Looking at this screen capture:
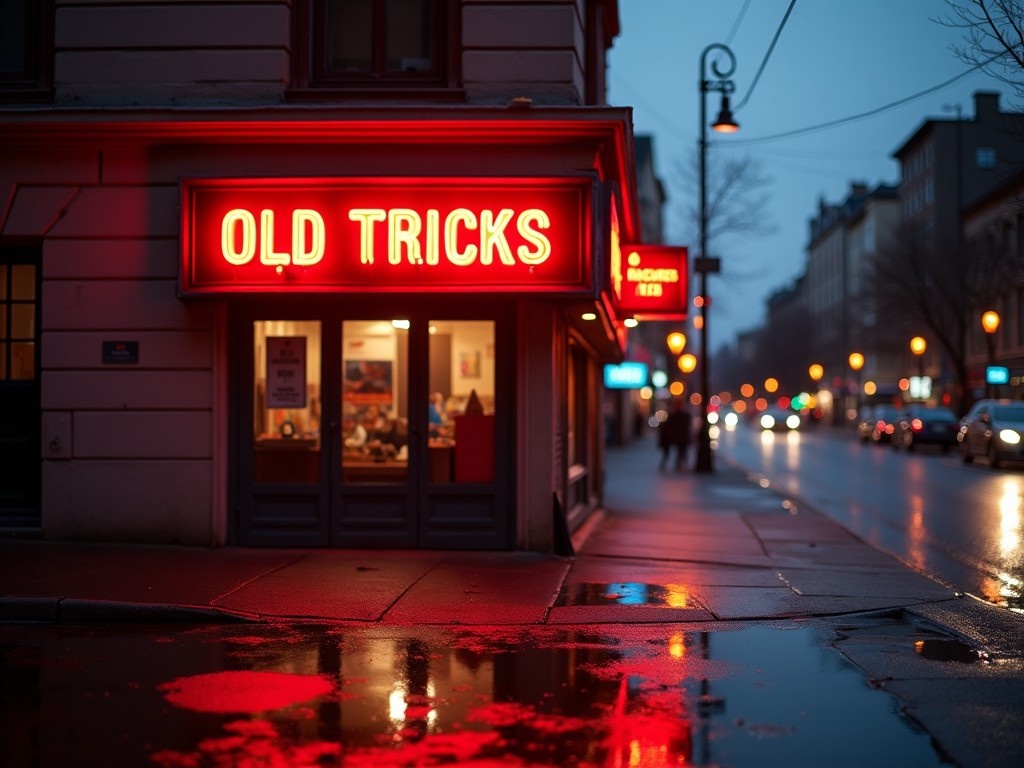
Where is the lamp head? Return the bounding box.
[712,94,740,133]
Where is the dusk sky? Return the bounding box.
[608,0,1009,349]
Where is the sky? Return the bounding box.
[607,0,1009,349]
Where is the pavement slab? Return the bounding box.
[778,567,956,600]
[0,540,300,606]
[215,550,449,622]
[381,552,570,625]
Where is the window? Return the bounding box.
[977,147,997,169]
[0,262,37,381]
[0,0,53,98]
[292,0,458,94]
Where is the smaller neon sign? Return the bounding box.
[986,366,1010,385]
[612,244,688,320]
[604,362,649,389]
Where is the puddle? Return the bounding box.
[556,581,688,607]
[0,622,950,767]
[914,638,988,664]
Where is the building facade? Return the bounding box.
[0,1,646,551]
[804,182,898,421]
[893,91,1024,406]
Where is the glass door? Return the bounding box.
[238,319,328,546]
[333,318,416,546]
[420,318,510,549]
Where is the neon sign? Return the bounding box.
[612,244,689,320]
[180,178,592,294]
[603,362,649,389]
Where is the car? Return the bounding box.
[958,399,1024,468]
[759,406,800,432]
[856,404,900,443]
[891,404,959,451]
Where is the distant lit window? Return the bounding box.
[0,0,52,97]
[977,146,997,169]
[293,0,455,92]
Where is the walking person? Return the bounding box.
[659,399,692,471]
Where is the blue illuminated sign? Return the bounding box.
[603,362,649,389]
[986,366,1010,385]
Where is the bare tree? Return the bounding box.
[671,149,776,347]
[868,216,1019,412]
[940,0,1024,101]
[672,149,775,255]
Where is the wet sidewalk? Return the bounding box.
[0,438,958,626]
[3,436,1024,767]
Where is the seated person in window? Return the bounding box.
[428,392,451,438]
[343,416,368,449]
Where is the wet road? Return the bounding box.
[0,621,948,767]
[716,421,1024,611]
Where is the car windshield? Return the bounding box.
[994,405,1024,421]
[921,408,956,422]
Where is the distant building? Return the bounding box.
[804,182,898,421]
[961,167,1024,397]
[892,90,1024,406]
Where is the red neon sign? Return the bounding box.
[180,178,592,294]
[613,244,689,319]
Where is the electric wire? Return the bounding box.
[733,0,798,112]
[725,56,998,145]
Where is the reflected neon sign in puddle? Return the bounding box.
[1,623,948,767]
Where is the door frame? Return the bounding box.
[229,298,514,548]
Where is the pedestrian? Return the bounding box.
[659,399,692,471]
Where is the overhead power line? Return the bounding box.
[733,0,797,112]
[725,58,995,146]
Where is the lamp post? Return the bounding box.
[982,311,1000,398]
[695,43,739,473]
[910,336,926,377]
[848,352,864,422]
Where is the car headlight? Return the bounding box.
[760,414,776,430]
[786,414,801,430]
[998,429,1021,445]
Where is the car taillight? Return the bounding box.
[911,418,923,432]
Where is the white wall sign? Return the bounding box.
[266,337,307,408]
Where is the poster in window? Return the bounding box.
[344,360,393,406]
[266,337,307,408]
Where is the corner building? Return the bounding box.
[0,1,642,550]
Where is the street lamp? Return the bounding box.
[695,42,740,473]
[910,336,926,375]
[982,311,1000,397]
[909,336,927,401]
[808,363,824,384]
[848,352,864,421]
[666,332,687,356]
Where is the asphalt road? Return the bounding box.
[716,419,1024,612]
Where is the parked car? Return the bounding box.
[760,406,800,431]
[958,399,1024,468]
[856,404,900,443]
[892,404,959,451]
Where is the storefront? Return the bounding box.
[1,108,641,551]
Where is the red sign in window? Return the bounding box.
[180,178,592,295]
[612,244,689,320]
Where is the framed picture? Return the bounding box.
[459,350,481,378]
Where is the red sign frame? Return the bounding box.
[179,177,593,295]
[612,244,689,320]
